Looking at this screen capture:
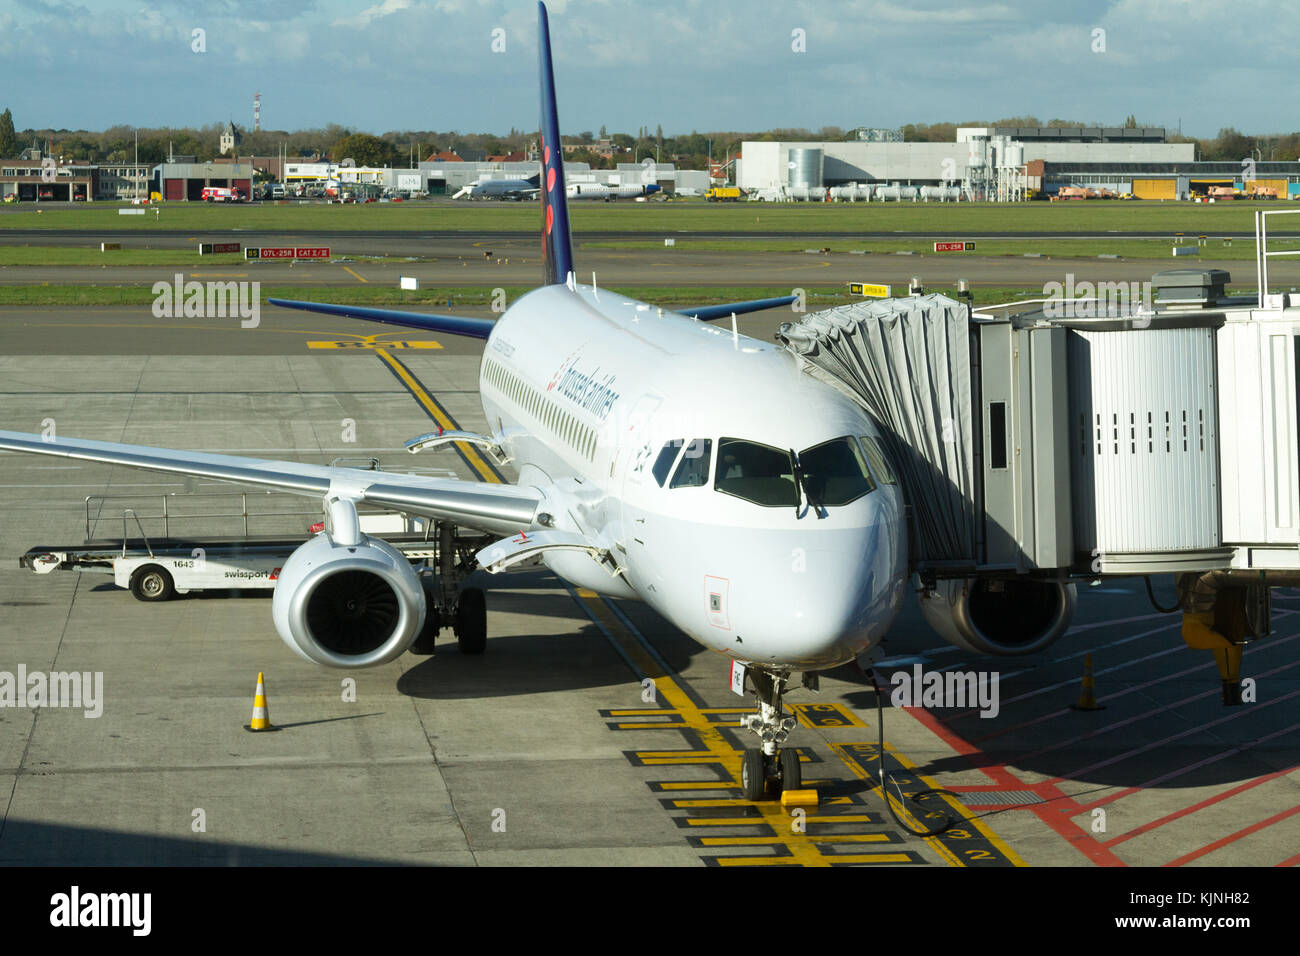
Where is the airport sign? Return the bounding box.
[934,241,976,252]
[200,242,241,255]
[850,282,892,297]
[245,246,331,260]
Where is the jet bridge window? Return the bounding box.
[799,436,875,506]
[651,439,685,486]
[669,439,713,488]
[715,438,798,507]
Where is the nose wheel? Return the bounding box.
[737,668,800,800]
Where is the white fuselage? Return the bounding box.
[476,283,907,671]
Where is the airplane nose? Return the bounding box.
[718,504,904,668]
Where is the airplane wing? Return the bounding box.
[0,430,540,536]
[678,295,798,322]
[267,299,496,339]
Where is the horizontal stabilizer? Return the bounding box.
[268,298,496,339]
[678,295,798,323]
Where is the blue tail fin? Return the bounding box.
[538,1,575,286]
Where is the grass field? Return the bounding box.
[4,199,1300,234]
[584,236,1285,260]
[0,282,1256,311]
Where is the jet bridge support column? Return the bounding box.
[1177,571,1272,705]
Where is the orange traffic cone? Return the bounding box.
[1071,654,1105,711]
[247,672,272,731]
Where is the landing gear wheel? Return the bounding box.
[741,748,767,801]
[410,613,439,655]
[129,565,174,602]
[780,747,801,792]
[454,587,487,655]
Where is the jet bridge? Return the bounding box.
[776,211,1300,699]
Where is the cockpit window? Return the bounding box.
[669,438,712,488]
[798,437,875,506]
[858,435,897,485]
[715,438,798,507]
[651,439,684,487]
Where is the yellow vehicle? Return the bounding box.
[705,186,742,202]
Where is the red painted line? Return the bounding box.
[1164,803,1300,867]
[1049,684,1300,783]
[969,658,1212,744]
[907,705,1128,866]
[1277,851,1300,867]
[1101,760,1300,847]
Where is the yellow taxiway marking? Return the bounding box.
[831,741,1028,867]
[341,265,368,283]
[188,273,248,278]
[307,340,443,350]
[376,348,501,484]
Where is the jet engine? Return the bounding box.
[917,577,1077,656]
[271,531,426,668]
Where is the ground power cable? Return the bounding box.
[863,666,958,837]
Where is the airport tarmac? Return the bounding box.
[0,320,1296,866]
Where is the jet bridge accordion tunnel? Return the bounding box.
[776,270,1296,701]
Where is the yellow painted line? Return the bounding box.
[342,265,368,283]
[831,742,1028,867]
[376,350,500,484]
[307,341,443,350]
[715,853,914,867]
[696,834,895,846]
[188,272,248,278]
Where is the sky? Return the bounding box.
[1,0,1297,139]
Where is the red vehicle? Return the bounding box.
[201,186,244,203]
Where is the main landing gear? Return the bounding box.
[411,521,489,655]
[738,668,802,801]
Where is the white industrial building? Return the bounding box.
[737,128,1196,201]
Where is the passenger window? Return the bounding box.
[858,435,897,484]
[669,439,713,488]
[651,439,684,486]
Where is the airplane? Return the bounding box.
[567,182,661,201]
[458,175,541,201]
[1,1,977,802]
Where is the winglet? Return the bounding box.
[538,1,575,286]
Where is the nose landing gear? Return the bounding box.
[738,668,801,800]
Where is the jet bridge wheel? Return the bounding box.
[130,564,175,602]
[454,588,487,655]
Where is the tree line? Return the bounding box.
[1,107,1295,170]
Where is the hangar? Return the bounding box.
[150,161,253,201]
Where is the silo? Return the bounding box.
[787,148,824,189]
[1004,142,1025,168]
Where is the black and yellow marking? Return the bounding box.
[309,340,443,350]
[793,701,868,728]
[832,740,1026,867]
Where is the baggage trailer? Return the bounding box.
[19,488,440,602]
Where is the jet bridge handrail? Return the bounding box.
[1254,208,1300,308]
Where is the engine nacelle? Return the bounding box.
[918,577,1077,656]
[271,532,425,668]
